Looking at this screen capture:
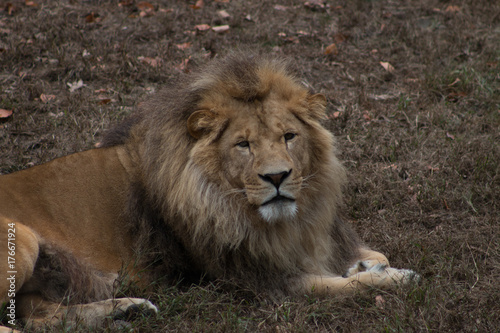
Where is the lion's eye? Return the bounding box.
[284,133,296,141]
[236,141,250,148]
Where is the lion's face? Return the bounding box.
[187,88,327,223]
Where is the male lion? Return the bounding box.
[0,55,417,330]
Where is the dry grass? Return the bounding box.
[1,0,498,332]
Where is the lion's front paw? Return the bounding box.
[111,298,158,321]
[343,260,387,278]
[381,267,420,285]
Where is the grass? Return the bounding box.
[1,0,499,331]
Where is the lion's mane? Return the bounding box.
[102,55,360,294]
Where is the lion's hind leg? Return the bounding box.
[1,219,39,303]
[18,296,157,330]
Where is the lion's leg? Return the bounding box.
[17,294,157,330]
[303,266,417,295]
[343,247,391,277]
[0,220,39,303]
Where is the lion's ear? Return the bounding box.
[307,93,327,120]
[187,110,227,139]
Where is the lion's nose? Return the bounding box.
[259,170,291,189]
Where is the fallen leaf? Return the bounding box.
[363,112,371,121]
[195,24,211,31]
[137,1,155,12]
[427,165,440,173]
[0,109,13,118]
[158,8,173,13]
[118,0,134,7]
[189,0,204,9]
[24,0,38,7]
[380,61,395,73]
[333,32,347,44]
[85,12,101,23]
[304,0,329,11]
[5,3,15,16]
[244,14,252,21]
[176,42,192,50]
[48,112,64,118]
[212,25,230,33]
[448,78,461,87]
[217,10,230,19]
[138,56,161,67]
[367,93,397,101]
[40,93,56,103]
[445,5,460,13]
[174,57,191,72]
[446,132,455,140]
[446,91,467,101]
[214,0,229,2]
[98,98,114,105]
[324,43,338,55]
[375,295,385,309]
[274,5,288,11]
[67,80,85,92]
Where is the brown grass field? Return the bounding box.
[1,0,498,332]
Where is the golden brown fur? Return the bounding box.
[0,54,417,330]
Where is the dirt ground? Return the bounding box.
[1,0,499,332]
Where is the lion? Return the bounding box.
[0,54,417,330]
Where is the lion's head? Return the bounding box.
[110,55,358,286]
[186,76,330,223]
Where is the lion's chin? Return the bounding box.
[258,200,298,223]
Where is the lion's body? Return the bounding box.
[0,55,416,330]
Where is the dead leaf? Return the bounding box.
[118,0,134,7]
[446,132,455,140]
[446,91,467,102]
[214,0,229,2]
[98,98,114,105]
[5,3,15,15]
[0,109,13,118]
[363,112,371,121]
[174,57,191,72]
[217,10,230,19]
[138,56,161,67]
[67,80,85,92]
[40,94,56,103]
[244,14,252,21]
[85,12,101,23]
[304,0,329,11]
[448,78,461,87]
[48,112,64,118]
[24,0,38,7]
[324,43,338,55]
[195,24,211,31]
[274,5,288,11]
[189,0,204,9]
[159,8,173,13]
[176,42,192,50]
[375,295,385,309]
[333,33,347,44]
[427,165,440,173]
[137,1,155,12]
[445,5,460,13]
[212,25,230,33]
[380,61,395,73]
